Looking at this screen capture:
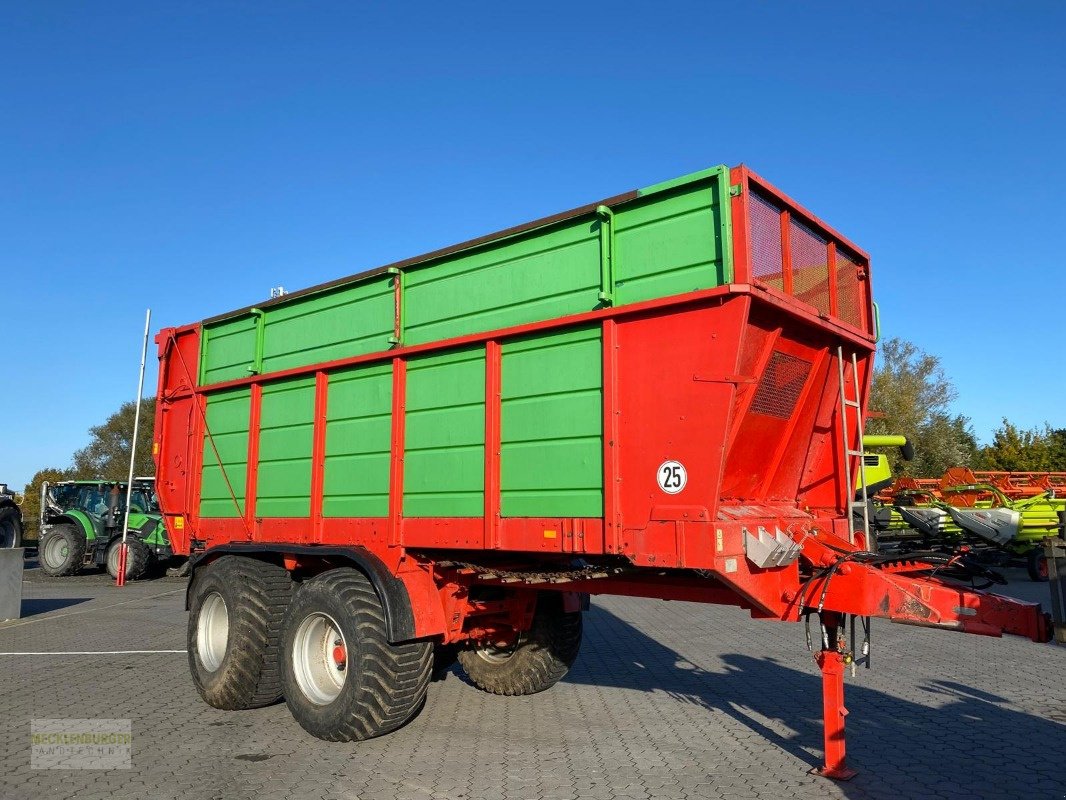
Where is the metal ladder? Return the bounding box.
[837,347,871,548]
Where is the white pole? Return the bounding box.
[117,308,152,586]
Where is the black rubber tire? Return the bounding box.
[38,524,86,577]
[0,505,22,549]
[281,568,432,741]
[188,555,293,710]
[458,596,582,696]
[105,538,151,581]
[1027,546,1050,583]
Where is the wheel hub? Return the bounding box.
[197,592,229,672]
[292,612,348,705]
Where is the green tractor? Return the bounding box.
[37,478,171,580]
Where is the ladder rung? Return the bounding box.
[843,399,861,409]
[846,449,864,457]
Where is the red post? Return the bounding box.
[115,542,128,586]
[388,357,406,547]
[812,648,857,780]
[244,382,263,538]
[310,371,329,543]
[484,341,502,549]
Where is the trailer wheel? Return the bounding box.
[38,524,86,577]
[1027,546,1049,583]
[458,596,582,696]
[280,568,432,741]
[105,538,151,581]
[188,556,293,710]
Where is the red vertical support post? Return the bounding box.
[602,319,620,554]
[812,614,857,781]
[779,209,794,296]
[310,371,329,543]
[729,166,751,284]
[189,392,207,533]
[388,358,406,548]
[244,382,262,540]
[826,241,839,318]
[484,341,502,549]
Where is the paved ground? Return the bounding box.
[1,560,1064,800]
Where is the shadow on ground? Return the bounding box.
[18,597,92,618]
[553,605,1065,797]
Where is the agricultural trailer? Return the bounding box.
[37,478,172,579]
[0,484,22,549]
[153,164,1051,780]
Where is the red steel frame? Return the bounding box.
[153,166,1048,780]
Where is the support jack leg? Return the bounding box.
[811,648,857,781]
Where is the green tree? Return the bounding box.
[20,467,72,541]
[976,421,1066,471]
[70,398,157,480]
[865,337,976,477]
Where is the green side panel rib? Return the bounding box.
[404,347,485,517]
[324,362,393,518]
[403,223,601,346]
[260,276,393,373]
[256,376,316,518]
[199,387,250,518]
[200,317,257,385]
[501,327,603,517]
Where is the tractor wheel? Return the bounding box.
[0,506,22,548]
[38,524,86,577]
[458,595,582,696]
[1027,546,1049,583]
[281,568,432,741]
[105,538,151,581]
[188,556,293,710]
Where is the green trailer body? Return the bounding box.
[194,166,739,522]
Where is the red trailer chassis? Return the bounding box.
[154,167,1050,779]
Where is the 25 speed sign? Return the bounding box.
[656,460,687,494]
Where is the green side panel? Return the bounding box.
[200,316,257,385]
[196,167,731,382]
[615,167,731,305]
[260,276,394,374]
[403,223,601,346]
[404,347,485,517]
[199,387,251,518]
[256,376,316,518]
[323,362,393,518]
[501,327,602,517]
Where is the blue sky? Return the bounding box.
[2,2,1064,489]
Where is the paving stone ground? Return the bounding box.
[1,560,1064,800]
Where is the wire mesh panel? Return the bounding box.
[751,351,812,420]
[748,191,784,290]
[788,217,831,316]
[835,248,865,330]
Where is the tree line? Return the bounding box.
[866,338,1066,477]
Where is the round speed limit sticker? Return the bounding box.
[657,460,687,494]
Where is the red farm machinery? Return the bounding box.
[152,164,1052,779]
